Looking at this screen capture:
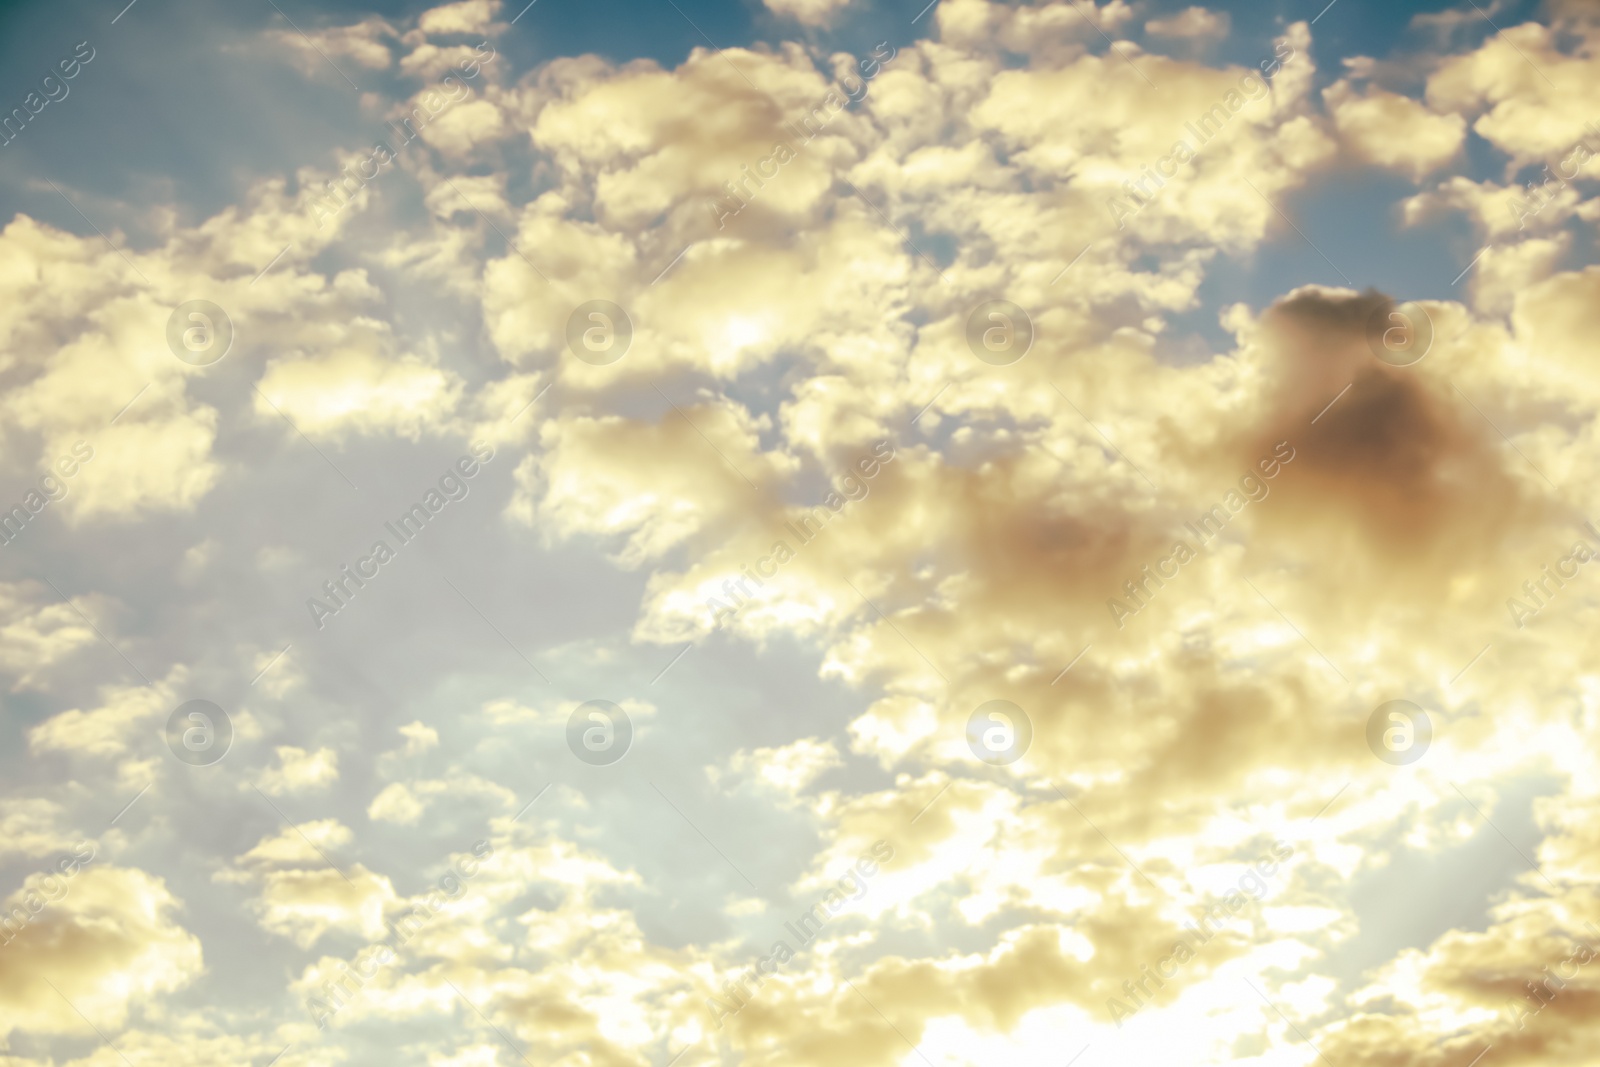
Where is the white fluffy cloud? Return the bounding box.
[0,867,204,1042]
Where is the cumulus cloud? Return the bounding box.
[0,799,72,858]
[761,0,857,28]
[720,737,842,795]
[219,821,399,948]
[264,16,398,76]
[7,2,1600,1065]
[0,867,203,1042]
[0,581,102,690]
[1146,6,1231,40]
[255,746,341,795]
[28,674,182,766]
[255,344,464,441]
[1326,80,1467,180]
[418,0,502,36]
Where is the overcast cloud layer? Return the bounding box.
[2,0,1600,1065]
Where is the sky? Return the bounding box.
[1,0,1598,1065]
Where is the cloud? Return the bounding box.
[255,746,341,796]
[1145,6,1231,40]
[721,737,842,795]
[255,344,464,441]
[418,0,502,36]
[0,581,102,690]
[0,799,71,859]
[398,720,441,756]
[1403,174,1580,240]
[0,867,203,1041]
[369,775,515,825]
[28,674,181,766]
[510,405,795,567]
[761,0,856,28]
[263,16,399,76]
[1426,18,1600,169]
[1326,81,1467,180]
[219,821,399,949]
[7,3,1600,1065]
